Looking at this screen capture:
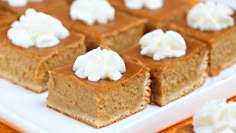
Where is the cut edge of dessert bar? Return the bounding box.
[154,57,208,106]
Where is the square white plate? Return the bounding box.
[0,64,236,133]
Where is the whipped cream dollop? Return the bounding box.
[3,0,42,7]
[70,0,115,25]
[139,29,186,61]
[8,9,70,48]
[193,100,236,133]
[124,0,163,10]
[187,2,234,31]
[205,0,236,10]
[73,47,126,82]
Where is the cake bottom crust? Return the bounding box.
[0,71,47,93]
[47,101,145,128]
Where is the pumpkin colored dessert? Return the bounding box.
[108,0,192,32]
[0,0,67,16]
[50,6,146,51]
[171,2,236,76]
[0,9,17,27]
[0,26,86,93]
[121,34,208,106]
[47,51,151,128]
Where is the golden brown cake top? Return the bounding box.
[0,0,67,16]
[120,36,207,71]
[108,0,191,22]
[0,9,17,26]
[50,6,146,39]
[49,60,149,92]
[0,26,84,58]
[171,17,236,44]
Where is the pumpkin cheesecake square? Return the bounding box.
[47,58,151,128]
[108,0,193,32]
[0,0,67,16]
[0,26,86,93]
[50,6,146,51]
[121,36,208,106]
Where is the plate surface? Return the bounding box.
[0,64,236,133]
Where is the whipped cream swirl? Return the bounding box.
[3,0,42,7]
[193,100,236,133]
[70,0,115,25]
[8,9,70,48]
[140,29,186,61]
[124,0,163,10]
[205,0,236,10]
[187,2,234,31]
[73,47,126,82]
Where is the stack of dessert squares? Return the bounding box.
[0,0,235,129]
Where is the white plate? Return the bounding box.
[0,64,236,133]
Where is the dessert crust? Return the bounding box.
[0,73,47,93]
